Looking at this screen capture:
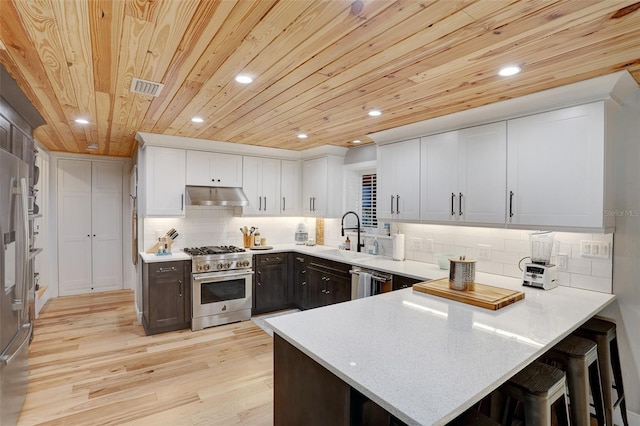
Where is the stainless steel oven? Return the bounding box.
[184,246,253,331]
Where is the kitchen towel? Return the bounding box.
[392,233,405,261]
[357,272,372,298]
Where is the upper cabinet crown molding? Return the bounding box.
[135,132,346,160]
[369,71,638,145]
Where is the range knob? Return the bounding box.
[217,263,224,270]
[204,263,210,271]
[225,262,232,269]
[243,260,250,267]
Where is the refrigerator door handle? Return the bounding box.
[11,178,29,311]
[0,323,31,366]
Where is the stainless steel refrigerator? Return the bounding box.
[0,148,32,425]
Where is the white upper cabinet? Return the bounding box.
[420,122,506,224]
[302,156,343,218]
[377,139,420,221]
[143,146,185,217]
[507,101,612,229]
[281,160,301,216]
[186,150,243,187]
[242,156,281,216]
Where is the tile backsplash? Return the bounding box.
[144,209,612,293]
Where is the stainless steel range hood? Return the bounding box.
[186,186,250,206]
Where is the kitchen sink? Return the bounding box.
[315,249,373,261]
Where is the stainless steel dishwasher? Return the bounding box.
[349,266,393,299]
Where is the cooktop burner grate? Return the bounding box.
[183,245,246,256]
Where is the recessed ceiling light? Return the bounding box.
[235,74,253,84]
[368,109,382,117]
[86,143,98,150]
[498,65,521,77]
[75,118,89,124]
[191,117,204,123]
[297,133,308,139]
[352,139,362,144]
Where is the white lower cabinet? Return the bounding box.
[377,139,420,221]
[242,156,281,215]
[420,122,506,224]
[506,101,612,229]
[58,159,123,296]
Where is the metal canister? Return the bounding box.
[449,257,476,291]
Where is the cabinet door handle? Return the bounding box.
[157,267,177,273]
[282,197,286,211]
[451,193,456,216]
[264,196,267,210]
[296,257,305,262]
[458,192,463,216]
[257,270,261,285]
[181,194,184,211]
[301,281,306,285]
[391,195,395,214]
[312,197,316,211]
[396,194,400,215]
[309,197,312,211]
[178,280,183,297]
[509,191,514,218]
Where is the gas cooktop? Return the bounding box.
[183,245,246,256]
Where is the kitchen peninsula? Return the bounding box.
[267,273,615,425]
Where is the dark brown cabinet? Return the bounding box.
[142,260,191,335]
[305,257,351,309]
[392,274,423,291]
[291,254,309,309]
[254,253,289,314]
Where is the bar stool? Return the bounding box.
[498,361,570,426]
[544,334,606,425]
[447,408,500,425]
[574,318,629,426]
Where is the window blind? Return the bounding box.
[361,173,377,228]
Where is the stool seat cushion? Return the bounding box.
[508,361,565,395]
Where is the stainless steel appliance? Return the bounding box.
[1,149,32,425]
[184,246,253,331]
[349,266,392,299]
[523,231,558,290]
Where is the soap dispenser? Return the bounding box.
[345,236,351,251]
[373,238,379,255]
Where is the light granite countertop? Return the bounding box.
[266,274,615,425]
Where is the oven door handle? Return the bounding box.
[193,271,254,284]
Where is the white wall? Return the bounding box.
[599,88,640,416]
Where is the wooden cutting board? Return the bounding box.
[413,278,524,310]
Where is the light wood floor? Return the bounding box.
[18,290,274,426]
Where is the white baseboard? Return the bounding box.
[617,409,640,426]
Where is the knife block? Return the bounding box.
[146,236,173,254]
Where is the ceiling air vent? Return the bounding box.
[130,78,164,97]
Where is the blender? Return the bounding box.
[523,231,558,290]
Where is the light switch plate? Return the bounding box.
[409,237,422,250]
[580,240,610,259]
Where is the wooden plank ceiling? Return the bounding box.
[1,0,639,157]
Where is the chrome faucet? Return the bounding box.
[341,211,364,252]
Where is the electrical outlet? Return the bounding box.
[557,253,568,270]
[426,239,434,252]
[409,237,422,250]
[478,244,491,260]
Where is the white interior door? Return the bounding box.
[91,162,123,290]
[58,160,92,295]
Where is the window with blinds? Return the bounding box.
[361,173,377,228]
